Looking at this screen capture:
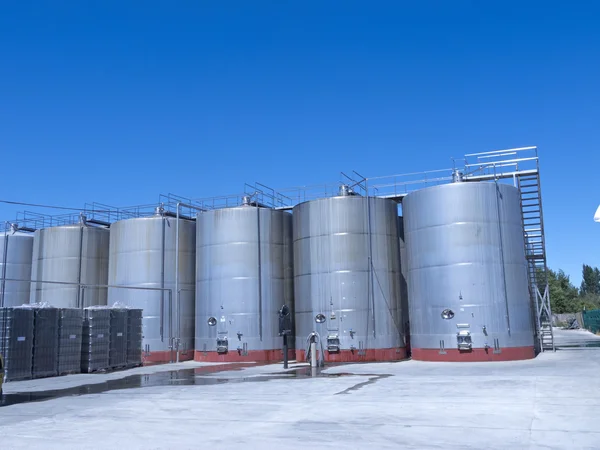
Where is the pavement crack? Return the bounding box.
[334,374,392,395]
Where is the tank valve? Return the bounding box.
[237,332,243,341]
[482,326,488,336]
[349,330,355,339]
[327,335,341,353]
[350,345,356,353]
[216,337,228,354]
[457,330,472,351]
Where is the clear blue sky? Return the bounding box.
[1,1,598,285]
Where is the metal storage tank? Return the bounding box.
[0,224,34,307]
[195,203,293,362]
[403,180,535,362]
[30,219,109,308]
[293,191,406,362]
[107,208,195,364]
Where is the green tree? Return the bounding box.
[580,264,600,296]
[547,268,580,314]
[577,293,600,311]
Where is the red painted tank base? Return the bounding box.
[297,347,407,363]
[142,350,195,365]
[411,346,535,362]
[194,349,296,363]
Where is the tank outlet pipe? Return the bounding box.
[256,207,263,341]
[76,223,85,308]
[306,332,324,368]
[365,191,376,338]
[175,202,206,363]
[310,342,317,368]
[494,182,511,335]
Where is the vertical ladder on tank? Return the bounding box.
[517,168,554,352]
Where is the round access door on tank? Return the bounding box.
[293,195,406,362]
[403,181,535,362]
[0,224,34,307]
[195,205,294,362]
[30,223,109,308]
[107,212,196,364]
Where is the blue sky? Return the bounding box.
[1,1,598,285]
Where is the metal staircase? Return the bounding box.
[283,146,555,353]
[462,147,555,352]
[517,171,555,351]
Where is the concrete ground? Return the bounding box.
[1,328,600,449]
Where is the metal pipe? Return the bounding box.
[1,223,9,307]
[163,210,194,220]
[80,286,85,310]
[464,146,537,157]
[366,193,376,338]
[7,277,171,341]
[169,288,173,363]
[257,207,263,341]
[495,182,511,335]
[176,289,181,363]
[464,169,538,182]
[85,218,111,227]
[175,208,179,356]
[161,216,166,343]
[76,224,84,308]
[283,334,288,369]
[310,342,317,368]
[6,277,170,291]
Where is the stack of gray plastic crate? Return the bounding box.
[58,308,83,375]
[127,308,143,368]
[109,308,128,369]
[81,307,110,373]
[0,307,34,381]
[32,306,59,378]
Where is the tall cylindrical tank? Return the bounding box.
[195,206,293,362]
[0,224,34,307]
[30,223,109,308]
[108,212,195,364]
[403,181,535,362]
[293,195,406,362]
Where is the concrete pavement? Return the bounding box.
[1,328,599,449]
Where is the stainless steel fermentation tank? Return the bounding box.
[0,224,34,307]
[107,209,195,364]
[293,193,406,362]
[30,220,109,308]
[403,180,535,361]
[195,204,294,362]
